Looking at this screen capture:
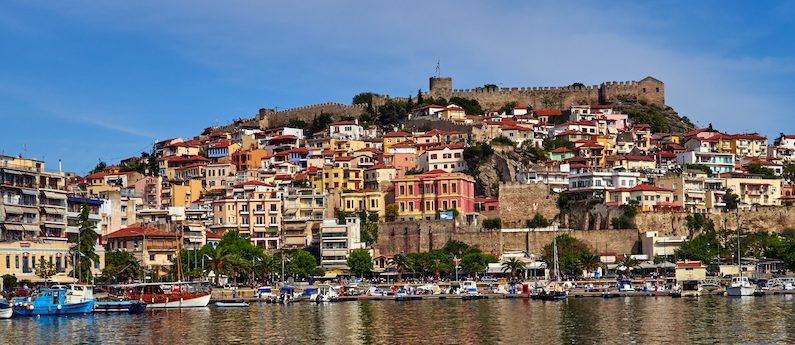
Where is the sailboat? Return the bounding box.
[531,235,567,301]
[726,210,754,297]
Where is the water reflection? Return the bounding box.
[2,296,795,344]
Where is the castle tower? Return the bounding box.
[429,76,453,100]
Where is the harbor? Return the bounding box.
[3,294,795,344]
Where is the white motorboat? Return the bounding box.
[0,306,12,319]
[215,302,250,307]
[727,276,755,297]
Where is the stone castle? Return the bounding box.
[425,75,665,110]
[254,75,665,128]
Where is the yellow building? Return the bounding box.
[164,179,203,208]
[338,189,387,218]
[311,166,364,192]
[210,181,282,250]
[728,133,768,158]
[605,184,678,212]
[0,240,105,283]
[332,139,367,155]
[721,172,782,207]
[383,132,413,152]
[438,105,466,122]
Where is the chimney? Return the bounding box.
[58,159,62,173]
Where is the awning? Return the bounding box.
[43,191,67,200]
[21,189,38,196]
[3,205,24,214]
[186,225,203,232]
[638,261,657,269]
[526,262,547,269]
[42,207,64,214]
[3,224,25,231]
[22,224,40,231]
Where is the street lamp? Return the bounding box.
[454,256,461,282]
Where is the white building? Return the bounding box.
[417,144,467,173]
[568,170,642,192]
[676,151,735,175]
[329,121,364,140]
[319,217,364,269]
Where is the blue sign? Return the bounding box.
[439,211,454,220]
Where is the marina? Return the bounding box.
[2,294,795,344]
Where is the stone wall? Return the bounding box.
[498,183,559,228]
[634,206,795,237]
[375,220,639,257]
[427,76,664,110]
[257,102,367,128]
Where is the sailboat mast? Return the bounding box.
[736,211,741,279]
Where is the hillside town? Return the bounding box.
[2,75,795,287]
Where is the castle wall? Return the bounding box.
[427,76,665,110]
[257,102,367,128]
[498,183,559,228]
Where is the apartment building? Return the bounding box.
[418,144,467,173]
[721,172,782,207]
[393,170,475,221]
[319,217,364,269]
[656,170,726,213]
[282,188,328,249]
[210,181,282,250]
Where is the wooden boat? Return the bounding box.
[125,282,211,308]
[94,300,147,313]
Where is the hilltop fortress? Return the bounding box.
[424,75,665,110]
[256,75,665,128]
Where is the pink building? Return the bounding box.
[393,170,475,221]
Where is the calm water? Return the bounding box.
[3,296,795,344]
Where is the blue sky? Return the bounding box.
[1,1,794,174]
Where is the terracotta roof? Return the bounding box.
[425,144,465,151]
[389,141,416,149]
[335,156,354,161]
[610,155,655,162]
[331,121,357,126]
[106,226,174,239]
[550,147,572,153]
[206,232,222,239]
[85,172,107,179]
[269,135,298,141]
[676,260,704,268]
[535,109,562,116]
[384,131,412,138]
[730,133,766,140]
[365,164,396,171]
[233,181,273,188]
[559,120,597,127]
[612,184,673,193]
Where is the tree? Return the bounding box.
[347,249,374,277]
[389,253,409,282]
[286,249,317,280]
[482,218,502,230]
[35,257,57,282]
[526,213,550,228]
[543,234,592,277]
[675,230,720,263]
[204,245,228,286]
[460,252,497,276]
[359,211,379,247]
[579,253,601,275]
[724,190,740,211]
[385,204,399,222]
[684,164,713,177]
[69,203,99,283]
[147,150,159,176]
[449,96,485,115]
[498,101,518,115]
[89,161,107,174]
[618,256,640,277]
[555,193,571,227]
[783,163,795,184]
[102,250,142,284]
[442,240,480,257]
[747,163,777,179]
[501,257,525,279]
[310,111,334,134]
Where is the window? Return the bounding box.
[15,256,19,269]
[56,257,62,272]
[270,216,277,225]
[22,256,29,273]
[408,185,413,195]
[242,216,249,225]
[452,183,457,193]
[399,186,405,195]
[443,184,448,194]
[452,200,457,209]
[399,203,405,212]
[270,204,277,211]
[5,256,8,269]
[408,202,414,211]
[431,154,438,159]
[256,216,264,225]
[443,201,448,209]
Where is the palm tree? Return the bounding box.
[204,246,228,286]
[224,254,251,287]
[579,253,601,278]
[619,255,639,278]
[389,253,409,282]
[501,258,525,279]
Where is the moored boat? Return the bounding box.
[215,301,250,307]
[125,282,211,308]
[0,306,12,319]
[94,300,147,313]
[12,285,95,316]
[726,277,755,297]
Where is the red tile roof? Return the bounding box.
[612,184,673,193]
[610,155,655,162]
[233,181,273,188]
[550,147,572,153]
[385,131,412,138]
[535,109,562,116]
[106,226,175,239]
[331,121,356,126]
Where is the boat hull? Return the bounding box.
[13,300,95,316]
[726,286,755,297]
[144,293,211,308]
[0,307,12,319]
[94,301,147,313]
[215,302,249,307]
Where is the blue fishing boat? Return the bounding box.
[12,285,95,316]
[94,300,146,313]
